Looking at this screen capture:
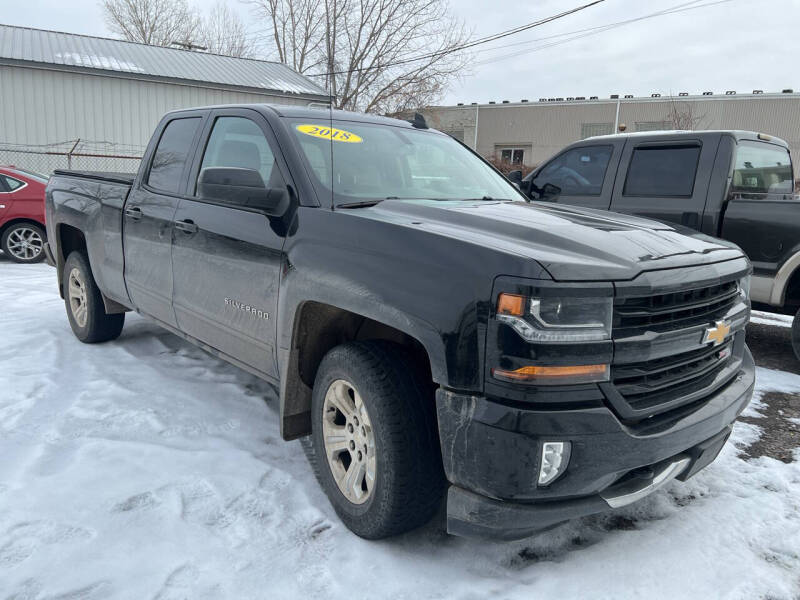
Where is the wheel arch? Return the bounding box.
[0,217,47,240]
[54,223,127,314]
[279,300,438,441]
[771,249,800,307]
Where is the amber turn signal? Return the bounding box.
[497,293,526,317]
[492,363,609,384]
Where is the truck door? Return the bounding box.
[170,110,289,379]
[609,138,717,229]
[719,139,797,305]
[123,114,205,327]
[526,141,622,210]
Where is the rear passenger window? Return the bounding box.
[533,145,612,196]
[1,175,24,191]
[623,145,701,197]
[147,117,201,194]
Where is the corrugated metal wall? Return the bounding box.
[0,65,315,151]
[420,95,800,167]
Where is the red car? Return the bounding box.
[0,166,48,263]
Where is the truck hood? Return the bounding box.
[352,199,743,281]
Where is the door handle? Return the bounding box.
[174,219,199,234]
[125,206,142,220]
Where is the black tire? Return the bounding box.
[792,308,800,361]
[1,222,46,263]
[307,341,444,539]
[63,251,125,343]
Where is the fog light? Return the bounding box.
[538,441,571,486]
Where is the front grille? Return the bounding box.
[613,280,738,338]
[608,278,744,422]
[612,341,732,412]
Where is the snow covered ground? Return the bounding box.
[2,260,799,600]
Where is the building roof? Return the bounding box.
[0,23,329,99]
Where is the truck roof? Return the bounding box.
[163,103,419,129]
[587,129,789,147]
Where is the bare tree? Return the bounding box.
[102,0,203,47]
[665,99,706,130]
[248,0,471,113]
[200,3,255,58]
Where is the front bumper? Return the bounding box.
[439,346,755,540]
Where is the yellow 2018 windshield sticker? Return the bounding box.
[296,124,363,143]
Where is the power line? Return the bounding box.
[472,0,706,56]
[472,0,736,67]
[303,0,607,78]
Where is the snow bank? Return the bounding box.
[1,261,799,599]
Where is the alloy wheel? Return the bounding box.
[6,227,43,261]
[68,267,89,328]
[322,379,377,504]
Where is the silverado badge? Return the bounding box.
[703,320,731,346]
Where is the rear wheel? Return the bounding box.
[63,251,125,343]
[307,341,444,539]
[792,308,800,361]
[1,223,46,263]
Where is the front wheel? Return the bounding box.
[308,341,444,539]
[792,308,800,361]
[1,223,46,263]
[63,251,125,343]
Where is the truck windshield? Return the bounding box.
[287,119,526,205]
[732,141,794,195]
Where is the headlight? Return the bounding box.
[739,274,751,302]
[497,293,612,342]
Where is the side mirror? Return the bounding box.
[541,182,562,199]
[198,167,290,216]
[506,170,523,185]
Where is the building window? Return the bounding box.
[500,148,525,165]
[634,121,671,132]
[581,123,614,139]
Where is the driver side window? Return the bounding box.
[196,116,283,201]
[534,145,613,196]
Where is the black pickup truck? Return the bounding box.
[45,105,754,541]
[515,130,800,355]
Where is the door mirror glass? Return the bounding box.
[198,167,289,216]
[506,169,523,185]
[541,182,561,199]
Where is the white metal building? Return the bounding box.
[0,24,330,172]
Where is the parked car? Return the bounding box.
[45,106,753,541]
[513,130,800,356]
[0,166,48,263]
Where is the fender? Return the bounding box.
[760,248,800,306]
[273,205,550,439]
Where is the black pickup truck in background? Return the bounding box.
[514,130,800,355]
[46,105,754,541]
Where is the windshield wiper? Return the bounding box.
[463,196,512,201]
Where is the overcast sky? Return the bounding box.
[4,0,798,105]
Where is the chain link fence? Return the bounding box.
[0,140,144,176]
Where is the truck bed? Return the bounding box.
[47,170,134,308]
[52,170,135,186]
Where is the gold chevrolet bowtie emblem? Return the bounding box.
[703,320,731,346]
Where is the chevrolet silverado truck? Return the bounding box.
[513,130,800,357]
[45,105,754,541]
